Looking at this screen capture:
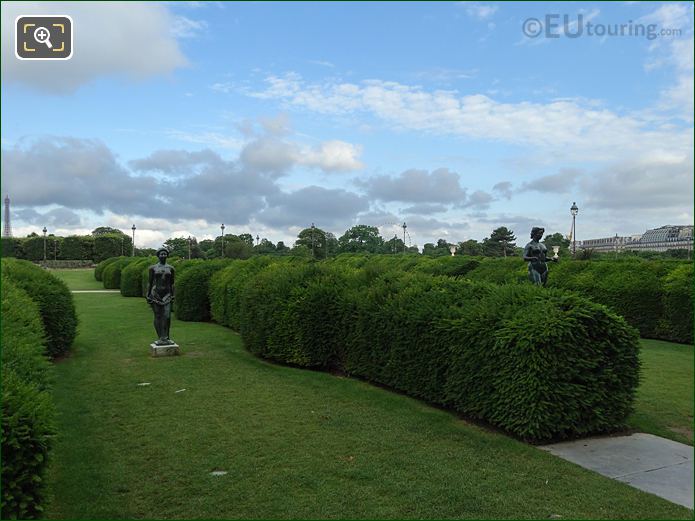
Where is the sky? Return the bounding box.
[1,1,693,250]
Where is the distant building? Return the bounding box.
[579,225,693,253]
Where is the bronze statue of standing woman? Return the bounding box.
[523,227,557,286]
[147,247,176,346]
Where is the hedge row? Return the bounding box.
[94,254,643,440]
[1,280,56,519]
[2,233,132,263]
[209,257,306,330]
[1,259,78,358]
[236,262,641,441]
[329,255,693,344]
[173,259,233,321]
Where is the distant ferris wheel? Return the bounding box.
[378,222,412,253]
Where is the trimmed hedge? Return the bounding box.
[174,259,231,321]
[120,257,155,297]
[658,263,693,344]
[442,284,640,440]
[1,281,55,520]
[1,259,77,359]
[209,257,303,330]
[1,282,51,389]
[548,259,671,340]
[236,262,641,441]
[94,256,121,281]
[102,257,141,290]
[2,373,55,520]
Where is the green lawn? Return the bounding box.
[51,268,104,290]
[45,270,692,519]
[628,338,693,445]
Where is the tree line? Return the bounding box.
[2,224,635,262]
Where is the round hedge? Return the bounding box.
[94,256,121,281]
[102,257,140,289]
[1,258,77,359]
[120,257,154,297]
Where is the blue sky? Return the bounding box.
[2,1,693,249]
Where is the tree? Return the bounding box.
[424,239,452,257]
[198,239,216,258]
[255,238,276,255]
[542,232,571,257]
[289,243,312,258]
[91,226,127,236]
[381,234,405,254]
[483,227,516,257]
[337,225,384,253]
[275,241,290,254]
[238,233,254,247]
[23,236,47,261]
[163,237,203,259]
[296,226,328,259]
[458,239,483,256]
[1,237,24,258]
[225,241,253,259]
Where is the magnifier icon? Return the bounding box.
[33,26,53,49]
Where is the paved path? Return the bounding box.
[71,290,121,293]
[541,433,693,509]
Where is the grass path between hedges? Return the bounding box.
[627,339,693,445]
[45,270,692,519]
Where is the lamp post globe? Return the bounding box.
[42,226,47,261]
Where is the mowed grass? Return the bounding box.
[628,339,693,445]
[45,270,691,519]
[51,268,104,290]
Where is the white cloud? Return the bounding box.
[640,3,694,121]
[247,73,691,162]
[299,140,363,172]
[2,2,189,93]
[460,2,498,20]
[170,15,207,38]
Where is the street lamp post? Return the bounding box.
[220,224,225,257]
[402,222,407,254]
[614,233,619,260]
[131,224,136,257]
[256,234,260,247]
[42,227,47,261]
[570,202,579,255]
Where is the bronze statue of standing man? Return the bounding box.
[523,227,557,286]
[147,247,176,346]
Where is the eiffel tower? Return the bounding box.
[3,195,11,238]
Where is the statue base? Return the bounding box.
[150,342,180,357]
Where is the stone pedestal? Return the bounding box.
[150,342,180,357]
